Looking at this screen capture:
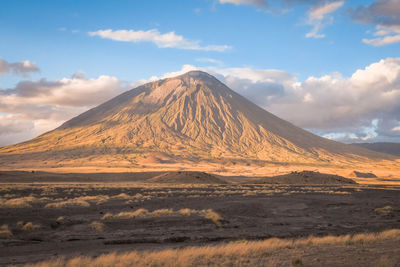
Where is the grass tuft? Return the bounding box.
[0,225,12,239]
[21,222,41,231]
[90,221,104,232]
[374,206,394,216]
[101,208,222,226]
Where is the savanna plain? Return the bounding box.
[0,170,399,267]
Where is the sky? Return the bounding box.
[1,0,400,146]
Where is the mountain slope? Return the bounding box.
[0,71,394,169]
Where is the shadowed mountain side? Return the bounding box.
[0,71,396,169]
[349,171,377,178]
[147,171,228,184]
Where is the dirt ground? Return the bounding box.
[0,172,399,266]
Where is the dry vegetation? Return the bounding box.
[21,222,41,231]
[102,208,222,227]
[90,221,104,232]
[23,229,400,267]
[374,205,394,216]
[1,181,399,266]
[0,224,12,239]
[0,183,356,210]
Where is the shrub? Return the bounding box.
[22,222,41,231]
[0,225,12,238]
[45,199,90,208]
[90,221,104,232]
[0,196,48,208]
[374,206,394,216]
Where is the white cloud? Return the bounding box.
[363,33,400,46]
[0,58,40,76]
[0,72,143,146]
[89,29,231,52]
[393,126,400,132]
[352,0,400,46]
[305,1,344,38]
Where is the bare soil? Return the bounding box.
[0,172,399,266]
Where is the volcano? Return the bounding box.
[0,71,393,169]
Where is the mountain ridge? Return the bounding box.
[0,71,395,169]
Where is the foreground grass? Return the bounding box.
[23,229,400,267]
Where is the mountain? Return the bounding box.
[352,142,400,156]
[0,71,395,169]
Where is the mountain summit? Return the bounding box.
[0,71,392,169]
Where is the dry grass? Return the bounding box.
[0,224,12,239]
[0,196,48,208]
[45,199,90,208]
[23,229,400,267]
[102,208,222,226]
[201,209,222,227]
[21,222,41,231]
[45,195,110,208]
[374,205,394,216]
[90,221,104,232]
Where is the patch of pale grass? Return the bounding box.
[21,222,41,231]
[0,196,48,208]
[45,199,90,208]
[90,221,104,232]
[111,193,132,200]
[79,195,110,204]
[374,205,394,216]
[0,224,12,239]
[178,208,193,216]
[56,216,64,222]
[102,208,223,226]
[45,195,110,208]
[200,209,222,227]
[25,228,400,267]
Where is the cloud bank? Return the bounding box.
[89,29,231,52]
[0,72,142,146]
[1,57,400,146]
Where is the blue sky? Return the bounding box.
[1,0,400,145]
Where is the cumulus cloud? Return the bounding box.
[305,1,344,38]
[0,73,143,146]
[89,29,231,52]
[2,58,400,146]
[351,0,400,46]
[0,58,40,76]
[225,58,400,142]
